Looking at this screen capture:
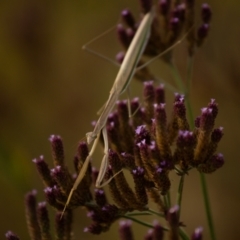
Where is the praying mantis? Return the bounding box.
[62,5,189,215]
[61,6,156,215]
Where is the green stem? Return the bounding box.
[199,172,216,240]
[185,97,194,129]
[176,175,185,219]
[169,56,216,240]
[121,215,153,228]
[186,56,194,98]
[147,208,165,218]
[163,194,170,210]
[167,190,171,208]
[125,212,151,217]
[179,228,190,240]
[169,61,186,93]
[186,56,216,240]
[121,215,168,231]
[185,56,194,128]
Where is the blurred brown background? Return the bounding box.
[0,0,239,239]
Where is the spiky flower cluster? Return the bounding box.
[6,81,223,239]
[6,0,222,240]
[117,0,212,82]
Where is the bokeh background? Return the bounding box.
[0,0,239,239]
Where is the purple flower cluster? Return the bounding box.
[6,1,221,240]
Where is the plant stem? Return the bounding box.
[176,175,185,219]
[199,172,216,240]
[169,56,216,240]
[147,208,165,218]
[164,194,170,210]
[125,212,151,217]
[185,56,194,129]
[179,227,190,240]
[121,215,168,231]
[169,61,186,93]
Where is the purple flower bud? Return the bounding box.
[121,152,136,169]
[49,135,65,166]
[144,81,155,102]
[172,4,186,22]
[117,24,131,48]
[51,165,63,179]
[167,205,179,227]
[197,23,209,40]
[108,122,116,132]
[191,227,203,240]
[5,231,20,240]
[45,185,65,210]
[154,103,167,127]
[144,229,154,240]
[87,210,103,223]
[109,150,123,171]
[177,130,194,147]
[200,107,214,131]
[201,3,212,23]
[37,201,47,211]
[132,166,144,176]
[94,189,107,207]
[207,99,218,118]
[211,153,224,169]
[156,167,163,174]
[32,155,55,187]
[159,0,170,15]
[132,167,147,206]
[121,9,136,28]
[143,81,155,125]
[160,160,168,168]
[174,93,181,101]
[137,139,148,151]
[77,142,89,163]
[91,120,97,127]
[131,97,140,111]
[117,100,128,121]
[109,150,139,209]
[170,17,180,32]
[91,167,99,184]
[25,190,41,240]
[37,202,51,239]
[198,153,224,173]
[139,0,152,13]
[153,220,164,240]
[130,98,144,128]
[51,165,73,194]
[101,204,119,222]
[126,28,135,40]
[195,116,201,128]
[174,97,186,118]
[106,121,120,150]
[116,51,125,64]
[84,223,103,234]
[135,125,151,144]
[25,189,38,212]
[44,187,58,207]
[211,127,223,142]
[155,84,165,104]
[177,4,186,21]
[153,169,171,194]
[119,220,134,240]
